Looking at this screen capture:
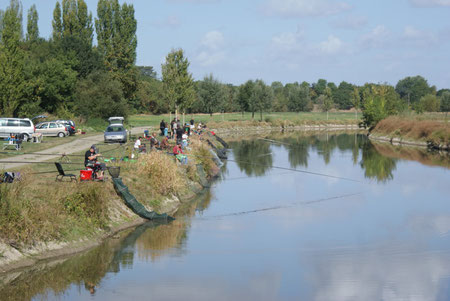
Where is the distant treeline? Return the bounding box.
[1,0,449,129]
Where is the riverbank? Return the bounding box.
[369,116,449,151]
[0,133,225,273]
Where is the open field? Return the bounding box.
[128,112,360,128]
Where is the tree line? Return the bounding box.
[1,0,449,128]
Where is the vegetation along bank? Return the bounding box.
[0,131,226,273]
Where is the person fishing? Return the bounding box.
[85,145,105,179]
[173,142,188,164]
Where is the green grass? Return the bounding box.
[128,112,359,127]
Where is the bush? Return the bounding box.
[62,184,109,228]
[137,152,185,196]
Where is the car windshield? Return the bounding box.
[106,126,125,133]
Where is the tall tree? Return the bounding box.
[0,10,4,39]
[334,81,354,109]
[351,87,361,120]
[440,91,450,118]
[26,4,38,43]
[286,82,311,112]
[250,79,273,121]
[0,0,25,116]
[52,2,62,40]
[361,84,403,129]
[395,76,432,106]
[237,80,254,116]
[197,74,226,116]
[96,0,137,99]
[161,48,196,117]
[318,86,334,120]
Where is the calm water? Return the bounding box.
[1,132,450,301]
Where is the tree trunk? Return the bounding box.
[260,110,263,121]
[327,110,329,120]
[252,111,254,119]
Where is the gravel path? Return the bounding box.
[0,127,149,170]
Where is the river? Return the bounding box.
[1,131,449,301]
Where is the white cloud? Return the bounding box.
[263,0,351,18]
[166,0,219,3]
[270,28,347,59]
[195,31,227,67]
[359,25,392,49]
[151,15,181,29]
[319,35,344,54]
[270,27,305,52]
[402,25,438,45]
[331,15,368,30]
[200,30,225,51]
[409,0,450,7]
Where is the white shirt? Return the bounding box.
[134,139,141,149]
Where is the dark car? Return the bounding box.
[54,120,76,135]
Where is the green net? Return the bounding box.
[112,178,175,221]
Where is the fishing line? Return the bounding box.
[224,158,362,183]
[194,192,362,220]
[258,138,292,145]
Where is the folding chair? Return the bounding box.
[55,162,77,182]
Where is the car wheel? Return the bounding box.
[58,132,65,138]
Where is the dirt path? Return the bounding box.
[0,127,149,170]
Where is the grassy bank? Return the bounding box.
[371,116,450,147]
[129,112,359,128]
[0,133,220,270]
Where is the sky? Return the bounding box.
[1,0,450,88]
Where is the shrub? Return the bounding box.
[137,152,184,196]
[62,183,109,228]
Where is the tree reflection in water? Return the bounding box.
[232,140,273,176]
[230,132,402,183]
[360,141,397,182]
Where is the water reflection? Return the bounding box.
[1,131,449,301]
[231,140,273,176]
[360,142,397,182]
[0,191,212,301]
[230,132,448,182]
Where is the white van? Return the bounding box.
[0,118,35,141]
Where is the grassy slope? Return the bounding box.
[0,135,216,251]
[372,115,450,145]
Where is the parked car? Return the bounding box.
[104,124,127,143]
[108,117,124,125]
[53,120,76,135]
[35,122,69,137]
[0,118,35,141]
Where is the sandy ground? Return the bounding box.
[0,126,149,170]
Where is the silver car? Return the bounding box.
[36,122,69,137]
[104,124,127,143]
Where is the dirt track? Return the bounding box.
[0,127,149,170]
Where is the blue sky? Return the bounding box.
[2,0,450,88]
